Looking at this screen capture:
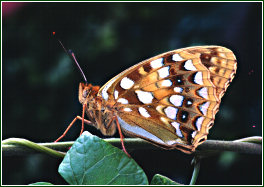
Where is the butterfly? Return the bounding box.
[55,46,237,155]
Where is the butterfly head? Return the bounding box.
[78,82,116,136]
[78,82,100,105]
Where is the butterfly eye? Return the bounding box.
[83,89,89,98]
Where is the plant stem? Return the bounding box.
[2,136,262,157]
[234,136,262,144]
[2,138,65,158]
[197,139,262,154]
[189,157,201,185]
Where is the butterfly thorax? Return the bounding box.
[78,83,117,136]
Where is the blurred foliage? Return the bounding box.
[2,2,262,185]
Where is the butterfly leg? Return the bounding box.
[80,103,87,136]
[113,116,131,157]
[54,114,91,142]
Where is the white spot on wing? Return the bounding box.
[192,131,197,138]
[194,72,203,85]
[196,116,204,131]
[123,108,132,112]
[156,105,163,114]
[164,106,178,120]
[114,90,119,99]
[218,52,226,58]
[182,113,187,120]
[138,107,151,118]
[150,58,163,69]
[120,77,134,89]
[171,122,183,137]
[199,102,210,115]
[101,77,117,100]
[158,66,170,78]
[160,117,168,124]
[197,87,208,99]
[174,87,183,93]
[172,53,184,61]
[135,90,154,104]
[169,95,184,107]
[161,80,172,87]
[102,90,109,100]
[117,98,129,104]
[184,60,197,71]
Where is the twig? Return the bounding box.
[2,136,262,157]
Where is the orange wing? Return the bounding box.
[98,46,237,153]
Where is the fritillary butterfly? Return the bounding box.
[56,46,237,154]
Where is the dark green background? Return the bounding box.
[2,2,262,185]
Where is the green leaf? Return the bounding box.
[58,131,148,185]
[150,174,181,185]
[29,182,53,185]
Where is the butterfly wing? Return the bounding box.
[98,46,237,153]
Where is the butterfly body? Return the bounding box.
[78,46,237,154]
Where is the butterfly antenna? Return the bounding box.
[68,50,88,83]
[53,32,88,84]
